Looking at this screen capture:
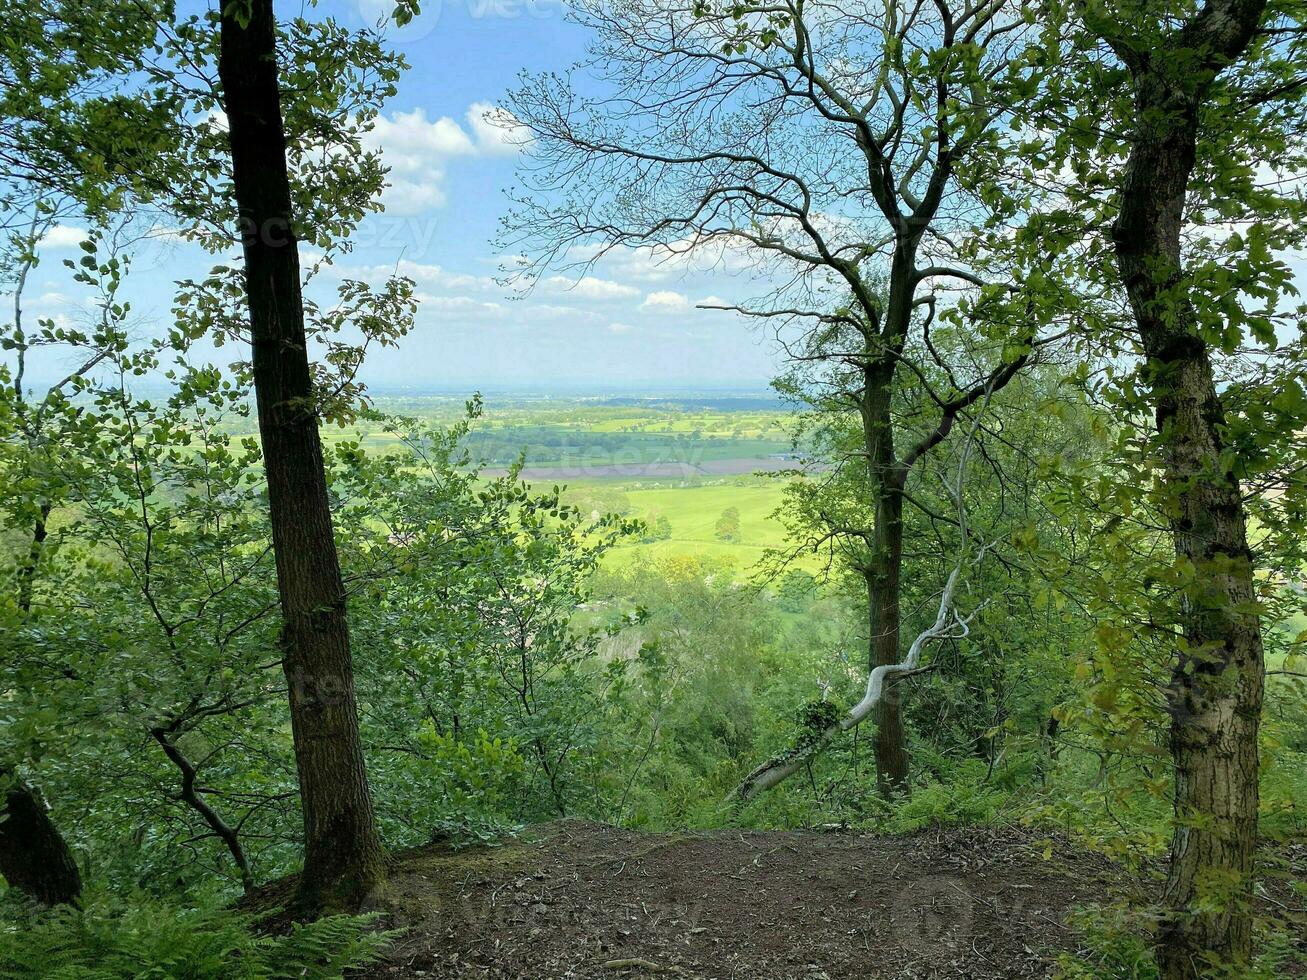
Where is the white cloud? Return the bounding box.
[415,294,506,317]
[544,275,640,300]
[596,237,758,282]
[370,108,477,162]
[641,290,691,313]
[40,225,90,249]
[466,102,529,156]
[607,322,635,334]
[365,103,529,215]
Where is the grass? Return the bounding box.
[556,475,819,574]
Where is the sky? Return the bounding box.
[24,1,1303,394]
[22,0,781,393]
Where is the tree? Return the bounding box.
[0,771,80,906]
[1045,0,1307,972]
[216,0,385,911]
[2,0,412,908]
[714,506,741,543]
[0,0,172,907]
[502,0,1074,794]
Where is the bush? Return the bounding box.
[0,894,394,979]
[878,761,1011,834]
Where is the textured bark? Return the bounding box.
[1105,5,1268,972]
[862,389,909,797]
[0,771,81,906]
[218,0,385,912]
[858,257,913,794]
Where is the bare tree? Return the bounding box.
[501,0,1073,793]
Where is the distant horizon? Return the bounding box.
[16,373,786,401]
[364,380,780,396]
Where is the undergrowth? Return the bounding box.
[0,892,395,979]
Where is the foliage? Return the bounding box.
[713,506,741,543]
[1,1,1306,977]
[0,894,392,979]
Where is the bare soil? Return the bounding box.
[355,820,1120,979]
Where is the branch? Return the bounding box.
[732,399,991,802]
[150,729,254,893]
[732,566,971,801]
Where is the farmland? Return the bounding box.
[367,391,812,575]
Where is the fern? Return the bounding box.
[0,894,395,979]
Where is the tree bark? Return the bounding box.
[217,0,385,912]
[1109,24,1267,974]
[0,770,81,906]
[866,469,908,796]
[861,357,909,796]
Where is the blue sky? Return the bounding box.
[347,0,779,388]
[18,1,1307,394]
[22,0,780,393]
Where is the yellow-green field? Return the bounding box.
[556,475,819,575]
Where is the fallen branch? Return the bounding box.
[731,568,972,801]
[731,389,993,803]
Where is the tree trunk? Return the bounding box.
[0,771,81,906]
[861,361,909,796]
[217,0,385,912]
[1112,77,1264,979]
[866,485,908,795]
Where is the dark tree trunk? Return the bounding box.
[866,486,907,796]
[217,0,385,912]
[0,772,80,906]
[2,511,81,906]
[1110,35,1266,976]
[860,360,908,796]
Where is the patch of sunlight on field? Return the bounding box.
[585,478,822,575]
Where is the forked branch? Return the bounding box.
[730,392,991,802]
[731,566,974,801]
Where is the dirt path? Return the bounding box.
[359,821,1116,979]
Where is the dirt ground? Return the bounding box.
[355,820,1119,980]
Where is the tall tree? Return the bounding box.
[1052,0,1307,973]
[216,0,385,911]
[502,0,1072,794]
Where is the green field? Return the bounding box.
[219,392,813,577]
[574,477,801,572]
